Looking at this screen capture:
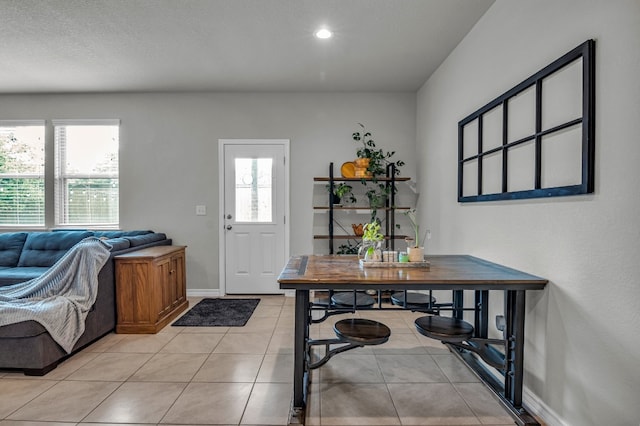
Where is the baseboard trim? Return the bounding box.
[523,386,566,426]
[186,289,221,298]
[187,289,295,298]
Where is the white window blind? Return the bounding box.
[0,120,45,226]
[53,119,120,227]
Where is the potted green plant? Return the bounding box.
[352,123,405,217]
[359,220,384,262]
[404,209,425,262]
[327,182,356,205]
[352,123,404,178]
[366,183,391,210]
[336,241,359,255]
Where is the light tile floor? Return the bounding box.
[0,295,516,425]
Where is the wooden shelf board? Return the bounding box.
[313,206,411,210]
[314,235,408,240]
[314,177,411,182]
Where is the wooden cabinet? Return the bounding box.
[115,245,188,333]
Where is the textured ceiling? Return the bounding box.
[0,0,494,93]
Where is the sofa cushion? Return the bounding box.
[124,233,167,247]
[17,231,94,267]
[93,230,152,239]
[0,320,48,338]
[0,266,50,286]
[102,237,131,251]
[122,230,154,236]
[0,232,28,267]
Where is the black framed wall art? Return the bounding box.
[458,39,595,202]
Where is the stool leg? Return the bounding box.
[453,290,464,320]
[474,290,489,338]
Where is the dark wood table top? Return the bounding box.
[278,255,548,291]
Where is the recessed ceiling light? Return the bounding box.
[315,28,332,39]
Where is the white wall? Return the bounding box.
[0,92,416,293]
[416,1,640,425]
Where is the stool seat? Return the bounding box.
[334,318,391,345]
[391,291,436,309]
[331,291,375,307]
[415,316,474,343]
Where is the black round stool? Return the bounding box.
[391,291,436,310]
[331,291,375,308]
[414,315,474,343]
[334,318,391,345]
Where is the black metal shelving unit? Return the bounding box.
[313,162,410,254]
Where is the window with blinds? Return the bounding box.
[0,121,45,226]
[53,120,119,227]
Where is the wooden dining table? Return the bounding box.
[277,254,548,426]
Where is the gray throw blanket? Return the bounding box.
[0,237,111,353]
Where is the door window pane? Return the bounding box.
[235,158,272,222]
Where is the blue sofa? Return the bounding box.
[0,230,172,375]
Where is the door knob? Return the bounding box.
[226,225,233,230]
[226,214,233,219]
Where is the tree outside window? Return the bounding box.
[0,122,45,226]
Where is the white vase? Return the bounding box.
[407,246,424,262]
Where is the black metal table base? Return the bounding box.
[287,288,540,426]
[451,347,540,426]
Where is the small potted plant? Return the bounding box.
[352,123,405,218]
[352,123,405,178]
[327,183,356,205]
[337,242,360,255]
[366,183,391,210]
[404,209,425,262]
[359,220,384,262]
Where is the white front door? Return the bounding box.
[220,140,288,294]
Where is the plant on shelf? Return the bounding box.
[326,182,356,205]
[336,241,359,255]
[403,209,426,262]
[352,123,405,218]
[352,123,404,178]
[365,183,391,214]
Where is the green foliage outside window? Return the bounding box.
[0,132,45,226]
[0,123,119,227]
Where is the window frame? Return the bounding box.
[0,120,46,228]
[52,119,120,228]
